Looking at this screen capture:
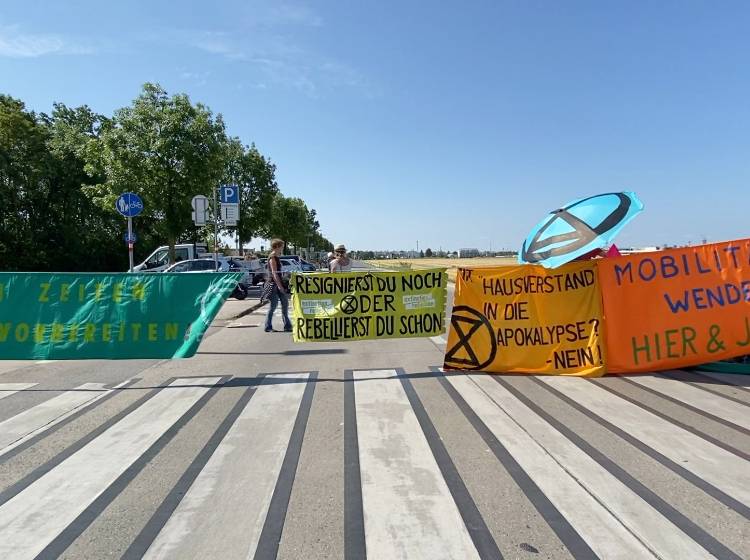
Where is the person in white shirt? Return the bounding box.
[330,244,352,272]
[245,253,263,284]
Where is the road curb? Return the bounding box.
[231,300,267,320]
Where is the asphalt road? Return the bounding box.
[0,276,749,559]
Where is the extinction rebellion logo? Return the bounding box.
[521,192,632,263]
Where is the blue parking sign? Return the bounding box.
[219,185,239,204]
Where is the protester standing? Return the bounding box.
[265,239,293,332]
[330,244,352,273]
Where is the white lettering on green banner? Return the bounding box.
[0,272,241,359]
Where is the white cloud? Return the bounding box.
[180,70,211,86]
[154,4,374,98]
[0,24,92,58]
[262,4,323,27]
[189,31,247,60]
[187,32,373,97]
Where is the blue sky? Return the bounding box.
[2,1,749,252]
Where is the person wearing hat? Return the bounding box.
[330,244,352,273]
[326,251,335,272]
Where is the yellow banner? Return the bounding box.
[443,262,605,376]
[291,269,448,342]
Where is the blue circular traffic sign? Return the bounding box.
[115,192,144,218]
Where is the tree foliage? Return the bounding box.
[269,194,320,252]
[0,96,127,271]
[1,84,326,271]
[85,83,228,262]
[224,139,279,251]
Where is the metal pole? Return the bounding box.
[213,187,219,269]
[127,217,134,272]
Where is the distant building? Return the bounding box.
[623,246,660,254]
[458,248,480,258]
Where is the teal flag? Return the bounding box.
[0,272,241,360]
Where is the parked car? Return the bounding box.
[165,259,230,273]
[224,258,265,285]
[257,257,304,288]
[300,259,317,272]
[264,254,317,272]
[259,257,303,274]
[163,258,248,300]
[132,244,208,272]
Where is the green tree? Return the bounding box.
[0,95,48,269]
[41,103,128,270]
[0,96,125,271]
[425,248,433,257]
[223,139,279,252]
[269,194,322,253]
[309,230,333,252]
[86,83,228,262]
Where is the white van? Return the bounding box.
[132,244,208,272]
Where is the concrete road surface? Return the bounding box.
[0,289,748,559]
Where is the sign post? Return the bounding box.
[219,185,240,226]
[213,188,219,269]
[115,192,144,272]
[218,185,240,269]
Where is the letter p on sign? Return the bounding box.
[220,185,239,204]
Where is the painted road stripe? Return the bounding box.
[0,378,140,463]
[142,373,311,560]
[0,383,107,452]
[447,374,661,559]
[495,377,741,560]
[397,370,501,559]
[475,375,715,559]
[0,383,36,401]
[593,382,750,462]
[354,369,481,560]
[435,373,595,559]
[662,371,750,406]
[541,377,750,506]
[626,375,750,430]
[344,371,366,560]
[123,385,257,560]
[255,373,317,559]
[685,371,750,391]
[0,377,221,560]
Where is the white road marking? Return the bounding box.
[0,383,37,401]
[627,374,750,429]
[355,369,480,560]
[0,377,221,560]
[467,374,713,559]
[542,377,750,505]
[144,373,310,560]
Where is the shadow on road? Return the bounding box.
[196,349,349,356]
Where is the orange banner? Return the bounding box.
[598,239,750,373]
[443,262,605,376]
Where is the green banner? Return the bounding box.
[291,269,447,342]
[0,272,241,360]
